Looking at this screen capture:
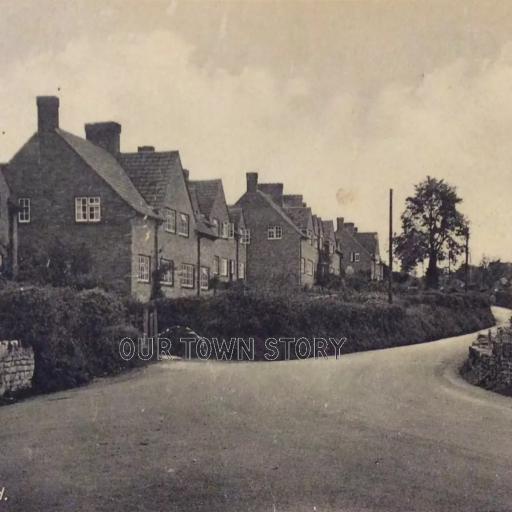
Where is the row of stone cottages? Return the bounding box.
[0,96,383,301]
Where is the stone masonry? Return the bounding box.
[468,328,512,388]
[0,340,34,397]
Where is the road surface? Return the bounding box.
[1,307,512,512]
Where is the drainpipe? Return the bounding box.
[151,216,162,301]
[197,233,201,297]
[235,229,240,281]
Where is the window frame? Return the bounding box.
[178,213,190,237]
[180,263,195,288]
[307,259,314,276]
[241,229,251,244]
[213,256,220,275]
[212,218,219,237]
[220,257,228,277]
[75,196,101,223]
[18,198,30,223]
[159,258,174,286]
[138,255,151,283]
[354,252,361,262]
[238,262,245,279]
[300,257,305,274]
[200,266,210,290]
[267,225,283,240]
[164,208,176,233]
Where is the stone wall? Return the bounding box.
[467,328,512,388]
[0,340,34,397]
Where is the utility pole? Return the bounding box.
[464,228,470,293]
[388,189,393,304]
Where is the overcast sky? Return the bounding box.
[1,0,512,265]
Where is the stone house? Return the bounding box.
[335,217,383,280]
[3,96,245,300]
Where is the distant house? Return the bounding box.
[3,96,245,300]
[335,218,383,280]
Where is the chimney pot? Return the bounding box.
[138,146,155,153]
[247,172,258,193]
[37,96,59,133]
[85,122,122,155]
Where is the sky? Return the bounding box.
[1,0,512,266]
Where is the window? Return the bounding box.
[18,198,30,223]
[213,256,219,275]
[221,221,230,239]
[228,223,235,239]
[212,218,219,237]
[180,263,195,288]
[267,226,282,240]
[160,259,174,286]
[300,257,305,274]
[308,230,313,245]
[230,259,236,278]
[138,255,151,282]
[307,259,314,276]
[241,229,251,244]
[200,267,210,290]
[178,213,189,237]
[165,209,176,233]
[221,257,228,277]
[75,197,101,222]
[238,262,245,279]
[354,252,360,262]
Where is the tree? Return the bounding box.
[394,176,469,289]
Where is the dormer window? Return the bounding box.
[228,222,235,239]
[268,226,283,240]
[212,218,219,237]
[76,197,100,222]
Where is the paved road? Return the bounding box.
[1,307,512,512]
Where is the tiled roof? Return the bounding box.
[354,232,379,255]
[228,206,245,228]
[255,190,304,237]
[283,194,304,207]
[187,182,217,238]
[117,151,179,209]
[284,206,311,231]
[188,179,222,218]
[322,220,335,240]
[336,228,372,257]
[58,130,158,218]
[258,183,283,205]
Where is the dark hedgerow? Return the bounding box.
[155,290,494,360]
[0,285,144,395]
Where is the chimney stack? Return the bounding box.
[336,217,344,232]
[37,96,59,133]
[138,146,155,153]
[182,169,189,182]
[354,227,358,233]
[85,122,122,155]
[247,172,258,193]
[345,222,355,235]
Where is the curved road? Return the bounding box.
[1,307,512,512]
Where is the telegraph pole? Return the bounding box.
[464,228,470,293]
[388,189,393,304]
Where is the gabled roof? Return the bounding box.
[186,182,217,238]
[228,206,245,229]
[258,183,283,205]
[283,206,312,231]
[117,151,179,209]
[354,232,379,256]
[57,130,158,219]
[322,220,335,241]
[283,194,304,207]
[188,179,222,218]
[336,227,373,257]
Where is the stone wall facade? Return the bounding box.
[468,328,512,388]
[0,340,34,397]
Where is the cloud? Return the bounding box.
[1,28,512,262]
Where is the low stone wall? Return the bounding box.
[0,340,34,397]
[467,328,512,388]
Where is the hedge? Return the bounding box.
[155,291,494,360]
[0,286,145,394]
